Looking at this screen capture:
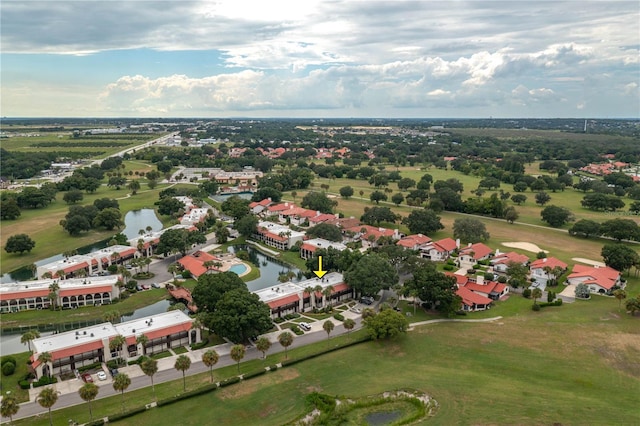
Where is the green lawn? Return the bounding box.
[10,294,636,426]
[0,288,169,331]
[1,184,177,274]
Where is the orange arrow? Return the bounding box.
[313,255,327,279]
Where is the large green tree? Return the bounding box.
[209,288,273,343]
[403,209,444,235]
[363,308,409,339]
[156,228,206,256]
[600,218,640,241]
[157,197,185,217]
[192,272,247,312]
[343,253,398,296]
[92,208,124,230]
[235,214,259,238]
[306,222,343,242]
[301,191,336,213]
[453,218,489,243]
[601,244,639,274]
[406,263,460,316]
[339,185,354,199]
[4,234,36,254]
[540,205,574,228]
[569,219,602,238]
[221,195,251,220]
[0,197,21,220]
[360,206,399,226]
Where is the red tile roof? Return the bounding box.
[445,272,469,286]
[530,257,568,270]
[331,283,349,293]
[300,243,318,253]
[258,229,288,242]
[492,251,529,265]
[309,213,338,224]
[249,198,272,208]
[177,251,219,278]
[346,225,396,241]
[397,234,432,248]
[267,203,296,213]
[460,243,493,260]
[60,285,113,297]
[267,294,300,309]
[457,286,492,307]
[433,238,458,252]
[568,265,620,290]
[145,322,192,340]
[0,288,50,300]
[54,340,104,361]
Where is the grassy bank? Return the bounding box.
[11,295,639,425]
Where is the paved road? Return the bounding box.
[7,315,364,422]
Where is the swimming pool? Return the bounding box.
[229,264,248,275]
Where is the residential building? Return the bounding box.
[458,243,493,264]
[253,222,305,250]
[299,238,347,260]
[248,198,273,215]
[344,225,401,249]
[177,251,221,278]
[567,264,622,294]
[397,234,432,251]
[490,250,530,273]
[37,245,137,279]
[0,276,121,313]
[419,238,459,261]
[529,257,568,282]
[29,311,197,378]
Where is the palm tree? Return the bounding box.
[21,329,40,352]
[174,355,191,392]
[136,334,149,355]
[55,270,66,280]
[323,320,335,343]
[48,282,60,310]
[112,373,131,412]
[78,382,99,421]
[140,359,158,400]
[37,352,53,378]
[168,264,179,279]
[531,287,543,305]
[230,344,245,373]
[110,252,121,266]
[1,392,20,423]
[202,350,219,383]
[613,289,627,310]
[314,284,323,308]
[278,331,294,360]
[322,285,334,308]
[343,318,356,340]
[146,225,153,234]
[304,286,315,309]
[102,309,121,324]
[255,337,271,360]
[109,335,126,362]
[37,387,59,426]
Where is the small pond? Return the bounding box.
[122,208,163,239]
[365,410,403,425]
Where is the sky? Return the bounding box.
[1,1,639,118]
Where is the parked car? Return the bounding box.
[136,284,143,291]
[97,371,107,381]
[82,373,93,383]
[360,296,374,305]
[142,284,150,290]
[151,282,160,289]
[110,368,119,377]
[299,322,311,331]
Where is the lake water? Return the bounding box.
[0,209,161,283]
[365,410,403,425]
[121,208,163,239]
[0,245,300,354]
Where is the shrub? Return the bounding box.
[2,362,16,376]
[78,362,102,372]
[473,264,482,269]
[455,310,467,316]
[181,270,192,279]
[443,265,454,271]
[522,288,532,299]
[19,380,31,389]
[446,259,456,266]
[108,406,147,422]
[86,419,105,426]
[467,269,476,274]
[219,376,241,387]
[532,304,541,311]
[333,313,344,321]
[547,291,556,303]
[273,317,284,324]
[497,276,507,283]
[1,356,17,367]
[33,376,57,387]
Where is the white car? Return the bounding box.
[299,322,311,331]
[97,371,107,381]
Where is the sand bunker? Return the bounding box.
[501,242,549,253]
[572,257,606,267]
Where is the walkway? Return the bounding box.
[408,316,503,330]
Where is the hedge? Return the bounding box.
[242,369,267,380]
[156,382,220,407]
[108,406,148,423]
[85,419,105,426]
[33,376,58,388]
[1,356,17,367]
[78,361,102,373]
[333,313,344,321]
[219,376,241,387]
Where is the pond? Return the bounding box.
[0,244,299,354]
[121,208,163,239]
[0,209,162,283]
[365,410,403,425]
[227,245,302,292]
